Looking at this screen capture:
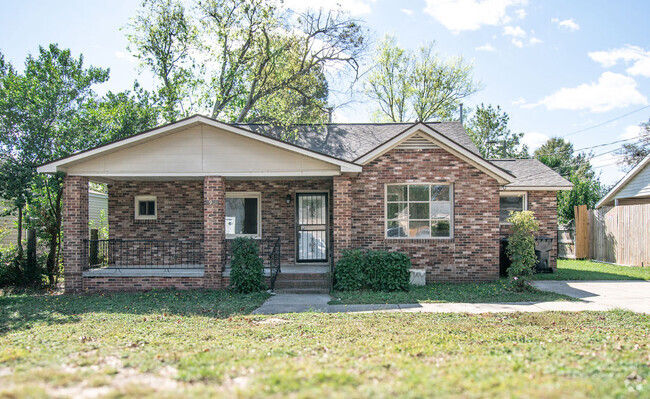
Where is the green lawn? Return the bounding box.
[535,259,650,281]
[1,291,648,398]
[330,279,574,305]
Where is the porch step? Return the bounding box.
[273,272,331,293]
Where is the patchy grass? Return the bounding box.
[330,279,574,305]
[535,259,650,281]
[0,291,648,398]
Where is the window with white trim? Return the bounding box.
[499,192,527,223]
[135,195,157,220]
[225,192,261,238]
[385,184,453,238]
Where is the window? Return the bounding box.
[134,195,157,220]
[225,192,261,238]
[385,184,453,238]
[499,192,527,223]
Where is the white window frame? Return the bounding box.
[499,191,527,225]
[134,195,157,220]
[225,192,262,239]
[384,183,454,240]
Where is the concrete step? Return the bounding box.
[274,287,330,294]
[274,280,330,289]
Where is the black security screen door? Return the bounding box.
[296,193,328,262]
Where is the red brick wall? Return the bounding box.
[348,148,501,282]
[225,179,333,265]
[63,176,89,293]
[333,176,352,264]
[108,180,204,241]
[204,176,225,288]
[84,276,205,292]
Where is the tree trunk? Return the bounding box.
[16,206,23,259]
[46,188,63,286]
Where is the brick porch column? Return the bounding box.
[204,176,225,289]
[62,175,88,293]
[332,176,352,265]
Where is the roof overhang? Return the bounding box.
[37,115,362,175]
[501,185,573,191]
[354,123,515,185]
[596,154,650,208]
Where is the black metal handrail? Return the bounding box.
[82,239,204,270]
[269,237,281,291]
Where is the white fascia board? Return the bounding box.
[354,123,514,184]
[501,185,573,191]
[595,154,650,208]
[68,170,343,178]
[37,115,362,174]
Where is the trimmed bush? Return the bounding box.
[229,237,265,293]
[333,249,365,291]
[506,211,540,291]
[335,250,411,292]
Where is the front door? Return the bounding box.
[296,193,328,262]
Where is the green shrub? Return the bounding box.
[0,245,21,287]
[506,211,539,291]
[229,237,265,293]
[334,249,366,291]
[335,250,411,292]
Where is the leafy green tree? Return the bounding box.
[534,137,604,224]
[127,0,367,126]
[466,104,528,158]
[617,119,649,171]
[367,35,479,122]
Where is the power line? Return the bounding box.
[574,136,640,152]
[559,105,650,138]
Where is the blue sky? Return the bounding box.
[1,0,649,185]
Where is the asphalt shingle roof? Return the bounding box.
[235,122,481,162]
[236,121,569,188]
[491,159,573,188]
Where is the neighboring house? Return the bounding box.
[596,154,650,208]
[37,115,571,293]
[1,192,107,247]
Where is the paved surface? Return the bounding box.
[253,281,650,315]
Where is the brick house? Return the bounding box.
[38,115,572,293]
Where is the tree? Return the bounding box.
[127,0,368,126]
[534,137,604,224]
[617,119,649,170]
[466,104,528,158]
[366,35,479,122]
[534,137,594,180]
[0,46,109,280]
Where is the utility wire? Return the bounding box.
[574,136,641,152]
[559,105,650,138]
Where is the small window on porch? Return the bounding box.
[134,195,157,220]
[225,192,261,238]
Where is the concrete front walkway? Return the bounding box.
[253,281,650,315]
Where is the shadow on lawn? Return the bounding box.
[0,289,269,336]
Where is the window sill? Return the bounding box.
[226,235,262,240]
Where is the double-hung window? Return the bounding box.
[134,195,157,220]
[225,192,261,238]
[386,183,453,238]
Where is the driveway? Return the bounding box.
[532,280,650,314]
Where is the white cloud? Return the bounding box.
[512,39,524,48]
[423,0,527,33]
[282,0,376,15]
[591,152,623,168]
[521,132,549,151]
[515,9,526,19]
[401,8,413,16]
[528,37,542,46]
[115,51,137,64]
[511,97,526,106]
[551,18,580,31]
[621,124,644,140]
[528,72,648,113]
[503,25,526,38]
[475,43,496,52]
[588,45,650,78]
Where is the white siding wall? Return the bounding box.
[615,163,650,200]
[89,191,108,230]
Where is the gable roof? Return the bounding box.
[491,159,573,190]
[596,154,650,208]
[237,121,481,162]
[37,115,362,174]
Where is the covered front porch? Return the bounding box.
[62,175,350,293]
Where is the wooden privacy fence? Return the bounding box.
[567,204,650,267]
